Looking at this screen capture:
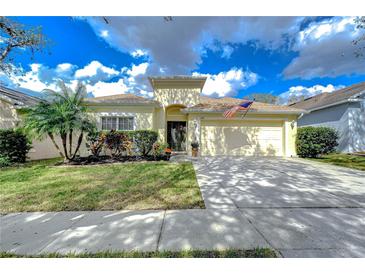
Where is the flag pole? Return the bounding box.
[240,98,255,120]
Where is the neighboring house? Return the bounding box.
[289,82,365,153]
[0,85,61,159]
[1,77,306,159]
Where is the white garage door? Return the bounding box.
[201,120,283,156]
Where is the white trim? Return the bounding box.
[100,116,136,131]
[308,98,363,112]
[200,116,289,121]
[182,109,307,115]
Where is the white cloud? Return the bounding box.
[0,60,151,98]
[86,79,129,97]
[221,45,234,59]
[131,49,148,58]
[278,84,344,104]
[126,62,149,77]
[284,17,365,79]
[100,30,109,38]
[1,64,58,91]
[85,17,302,75]
[56,63,74,72]
[75,60,119,83]
[193,67,259,97]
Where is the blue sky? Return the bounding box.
[1,16,364,103]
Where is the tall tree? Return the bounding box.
[245,93,278,104]
[23,82,95,162]
[0,16,47,74]
[288,94,305,105]
[353,16,365,58]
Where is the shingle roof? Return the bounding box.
[0,85,41,107]
[182,95,306,114]
[83,92,305,114]
[148,76,207,90]
[289,82,365,110]
[84,93,159,106]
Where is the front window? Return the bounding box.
[101,117,134,130]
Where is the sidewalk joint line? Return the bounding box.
[156,210,167,252]
[237,208,282,258]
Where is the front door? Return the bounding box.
[167,121,187,151]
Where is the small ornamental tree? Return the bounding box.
[86,130,106,157]
[296,126,339,158]
[23,81,95,162]
[104,130,132,158]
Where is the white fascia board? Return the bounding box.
[307,98,363,112]
[182,109,307,115]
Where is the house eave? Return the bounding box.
[84,102,161,108]
[307,98,363,113]
[181,109,308,115]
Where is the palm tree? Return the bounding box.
[24,81,95,162]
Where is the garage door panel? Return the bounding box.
[201,121,283,156]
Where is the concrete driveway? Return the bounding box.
[193,157,365,257]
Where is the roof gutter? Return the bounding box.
[84,102,161,107]
[307,98,363,112]
[181,109,308,115]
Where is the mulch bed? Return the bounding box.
[58,155,171,166]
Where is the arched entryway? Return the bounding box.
[165,105,187,152]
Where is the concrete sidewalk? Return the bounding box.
[0,209,270,255]
[2,208,365,257]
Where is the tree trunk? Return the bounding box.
[48,133,64,158]
[71,132,84,160]
[69,129,73,156]
[0,45,11,62]
[60,133,70,161]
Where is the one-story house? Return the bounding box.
[1,76,306,159]
[289,82,365,153]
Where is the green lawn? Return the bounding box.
[0,248,277,258]
[307,153,365,171]
[0,159,205,213]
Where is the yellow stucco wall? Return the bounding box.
[154,88,200,107]
[87,105,155,130]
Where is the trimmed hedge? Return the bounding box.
[133,130,158,156]
[0,129,32,163]
[296,126,338,158]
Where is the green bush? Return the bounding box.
[133,130,158,156]
[296,126,338,158]
[86,129,105,157]
[0,155,11,167]
[0,129,31,163]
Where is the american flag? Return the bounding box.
[223,100,254,118]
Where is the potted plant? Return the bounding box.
[191,141,199,157]
[164,147,172,160]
